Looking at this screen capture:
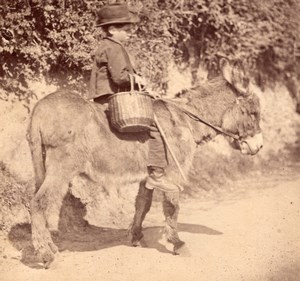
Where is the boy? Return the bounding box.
[89,2,183,248]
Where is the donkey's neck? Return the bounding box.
[172,76,238,144]
[183,76,237,126]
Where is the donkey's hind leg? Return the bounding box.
[30,172,70,268]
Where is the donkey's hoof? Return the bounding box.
[172,240,185,255]
[131,235,143,247]
[132,240,142,247]
[41,250,56,269]
[132,237,148,248]
[131,230,144,247]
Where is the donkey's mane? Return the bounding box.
[168,75,260,138]
[178,76,230,100]
[173,76,237,125]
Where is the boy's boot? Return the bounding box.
[145,166,183,192]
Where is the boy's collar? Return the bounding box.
[104,36,124,46]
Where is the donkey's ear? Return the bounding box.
[219,58,232,84]
[219,57,228,69]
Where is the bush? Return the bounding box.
[0,162,30,232]
[0,0,299,100]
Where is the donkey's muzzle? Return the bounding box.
[238,133,263,155]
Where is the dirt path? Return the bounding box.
[0,172,299,281]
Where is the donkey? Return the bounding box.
[27,58,263,267]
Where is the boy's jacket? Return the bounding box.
[89,37,136,100]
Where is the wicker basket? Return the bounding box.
[108,91,154,133]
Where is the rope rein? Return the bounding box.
[157,98,241,141]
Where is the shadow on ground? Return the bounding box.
[8,194,223,268]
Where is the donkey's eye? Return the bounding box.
[243,77,250,87]
[251,112,258,119]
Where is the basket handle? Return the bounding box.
[129,74,143,93]
[129,74,134,93]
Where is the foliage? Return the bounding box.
[134,0,300,83]
[0,0,100,100]
[0,161,30,232]
[0,0,299,100]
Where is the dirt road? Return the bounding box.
[0,171,299,281]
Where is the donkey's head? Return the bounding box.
[220,58,263,155]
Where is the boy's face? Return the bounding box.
[109,24,134,42]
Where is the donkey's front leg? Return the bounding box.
[162,191,185,254]
[130,180,154,246]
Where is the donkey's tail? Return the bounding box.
[27,105,46,192]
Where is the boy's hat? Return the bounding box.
[96,4,139,27]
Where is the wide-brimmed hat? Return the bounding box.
[96,4,139,27]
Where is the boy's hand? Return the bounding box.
[133,74,147,87]
[147,90,161,99]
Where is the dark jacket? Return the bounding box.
[88,37,136,100]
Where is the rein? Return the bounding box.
[158,98,241,141]
[152,97,242,182]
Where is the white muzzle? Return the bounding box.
[239,133,263,155]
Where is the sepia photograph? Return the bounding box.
[0,0,299,280]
